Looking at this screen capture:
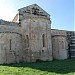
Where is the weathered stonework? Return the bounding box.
[19,4,52,62]
[0,4,74,64]
[51,29,68,59]
[67,31,75,58]
[0,33,22,64]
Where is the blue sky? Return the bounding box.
[0,0,74,31]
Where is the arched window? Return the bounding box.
[42,34,45,47]
[26,35,29,47]
[61,41,65,49]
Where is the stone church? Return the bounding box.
[0,4,75,64]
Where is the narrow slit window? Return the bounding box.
[26,35,29,47]
[42,34,45,47]
[10,39,11,50]
[61,41,64,49]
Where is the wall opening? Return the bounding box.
[61,41,64,49]
[10,39,11,50]
[42,34,45,47]
[26,35,29,48]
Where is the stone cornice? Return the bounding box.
[19,14,50,21]
[0,31,21,35]
[52,35,67,37]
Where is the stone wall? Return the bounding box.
[0,19,19,26]
[51,29,68,59]
[18,4,53,62]
[21,17,52,62]
[0,20,22,64]
[0,33,22,64]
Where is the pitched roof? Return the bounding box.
[18,4,50,17]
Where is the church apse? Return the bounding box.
[18,4,52,62]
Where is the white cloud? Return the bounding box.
[0,1,15,21]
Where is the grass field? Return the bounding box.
[0,58,75,75]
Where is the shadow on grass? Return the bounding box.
[1,58,75,74]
